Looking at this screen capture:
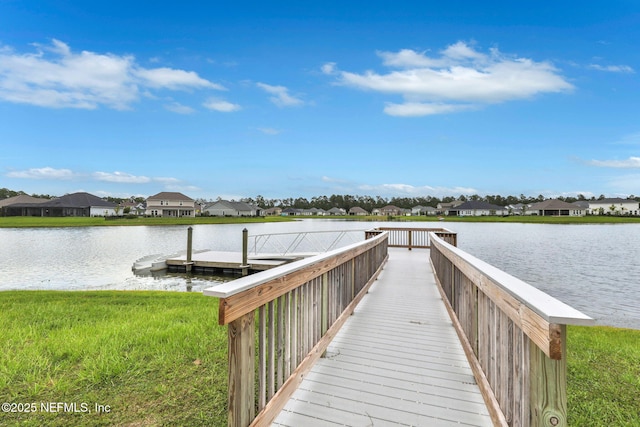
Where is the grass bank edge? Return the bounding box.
[0,290,638,426]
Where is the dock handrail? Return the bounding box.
[428,231,594,427]
[365,226,457,249]
[204,232,389,427]
[248,229,365,255]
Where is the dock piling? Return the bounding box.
[241,228,249,276]
[186,226,193,273]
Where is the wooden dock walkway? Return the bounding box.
[272,248,492,426]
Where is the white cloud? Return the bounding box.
[384,102,475,117]
[257,127,281,135]
[328,42,573,116]
[358,183,477,197]
[0,39,224,110]
[164,102,195,114]
[588,157,640,169]
[134,67,225,90]
[321,176,349,183]
[93,171,152,183]
[588,64,634,73]
[256,82,304,107]
[203,98,241,112]
[6,167,75,180]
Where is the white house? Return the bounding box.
[146,192,196,217]
[588,198,639,216]
[412,205,437,216]
[203,200,262,217]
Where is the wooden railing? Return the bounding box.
[428,232,594,427]
[204,232,389,427]
[365,226,457,249]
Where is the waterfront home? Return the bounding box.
[2,192,118,217]
[203,200,262,217]
[327,207,347,215]
[588,198,640,216]
[264,207,283,216]
[306,207,327,216]
[436,200,464,215]
[348,207,369,216]
[0,194,51,216]
[447,201,507,217]
[507,203,536,215]
[145,192,195,217]
[528,199,585,216]
[379,205,404,216]
[411,205,437,216]
[281,208,303,216]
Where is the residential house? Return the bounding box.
[436,200,464,215]
[327,207,347,216]
[0,194,51,216]
[506,203,537,216]
[349,207,369,216]
[528,199,585,217]
[146,192,195,217]
[412,205,437,216]
[203,200,262,217]
[588,198,639,216]
[264,207,283,216]
[306,207,327,216]
[281,208,303,216]
[447,201,507,217]
[2,192,118,217]
[379,205,404,216]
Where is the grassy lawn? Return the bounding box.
[0,291,227,426]
[0,292,638,426]
[0,216,293,228]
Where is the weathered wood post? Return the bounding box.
[227,311,255,427]
[408,230,413,250]
[241,228,249,277]
[186,226,193,273]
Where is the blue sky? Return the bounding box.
[1,1,639,201]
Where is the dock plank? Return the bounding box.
[272,248,492,427]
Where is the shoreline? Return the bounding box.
[2,214,640,228]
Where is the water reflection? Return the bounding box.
[1,220,639,329]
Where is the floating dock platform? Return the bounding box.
[164,251,316,274]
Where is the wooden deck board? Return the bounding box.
[272,248,492,427]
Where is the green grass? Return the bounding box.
[0,291,227,426]
[1,292,638,426]
[0,215,293,228]
[567,325,640,426]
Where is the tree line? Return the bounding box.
[3,188,638,212]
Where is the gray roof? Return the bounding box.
[449,201,505,211]
[590,198,637,204]
[147,192,194,202]
[206,200,257,211]
[0,194,51,208]
[529,199,582,210]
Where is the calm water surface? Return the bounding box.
[1,220,638,329]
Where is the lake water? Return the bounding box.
[1,220,638,330]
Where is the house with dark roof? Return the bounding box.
[447,201,507,217]
[2,192,117,217]
[0,195,51,216]
[203,200,262,217]
[145,192,195,217]
[528,199,585,216]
